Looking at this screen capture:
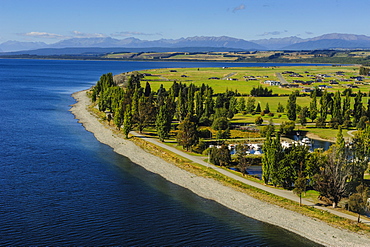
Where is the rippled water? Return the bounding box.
[0,59,322,246]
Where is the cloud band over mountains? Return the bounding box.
[18,31,162,40]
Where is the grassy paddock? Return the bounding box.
[139,65,369,141]
[140,65,370,95]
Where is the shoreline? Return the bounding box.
[70,89,369,247]
[305,132,335,142]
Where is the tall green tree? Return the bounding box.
[130,87,140,119]
[176,87,187,122]
[165,90,176,128]
[353,91,363,124]
[235,144,250,176]
[176,114,199,151]
[255,102,261,113]
[113,101,125,130]
[123,108,133,139]
[127,72,143,91]
[203,87,214,119]
[228,96,237,119]
[332,91,342,123]
[298,106,308,126]
[349,125,370,190]
[342,91,351,114]
[134,94,156,133]
[156,103,172,142]
[144,81,151,97]
[336,126,345,157]
[262,133,283,185]
[194,91,204,120]
[279,145,309,189]
[263,103,270,114]
[320,90,331,121]
[156,84,167,107]
[186,84,195,116]
[309,93,318,122]
[277,102,284,113]
[286,92,297,121]
[237,97,246,113]
[92,72,115,102]
[246,97,256,113]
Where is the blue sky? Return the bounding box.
[0,0,369,43]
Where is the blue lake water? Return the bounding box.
[0,59,322,246]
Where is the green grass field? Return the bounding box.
[134,65,370,141]
[140,65,370,95]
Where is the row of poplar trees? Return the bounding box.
[286,89,370,130]
[91,72,239,150]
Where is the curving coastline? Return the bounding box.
[70,89,370,247]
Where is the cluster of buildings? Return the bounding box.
[262,71,368,93]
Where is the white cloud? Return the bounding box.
[18,31,108,40]
[19,32,65,39]
[71,31,107,38]
[17,30,162,41]
[258,30,288,36]
[232,4,245,13]
[111,31,162,37]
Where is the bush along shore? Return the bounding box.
[70,81,370,246]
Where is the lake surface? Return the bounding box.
[0,59,322,246]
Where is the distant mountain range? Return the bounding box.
[251,33,370,50]
[2,33,370,53]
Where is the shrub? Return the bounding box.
[199,116,212,126]
[192,139,208,154]
[216,128,231,139]
[212,117,229,130]
[198,128,212,139]
[255,116,263,125]
[279,121,295,135]
[315,117,326,128]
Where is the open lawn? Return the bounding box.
[140,65,370,95]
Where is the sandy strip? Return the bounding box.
[305,132,335,142]
[70,90,369,247]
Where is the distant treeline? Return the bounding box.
[3,49,370,65]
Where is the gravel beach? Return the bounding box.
[70,90,370,247]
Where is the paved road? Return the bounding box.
[130,131,370,225]
[221,72,237,80]
[276,72,288,84]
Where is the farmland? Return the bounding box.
[121,64,370,141]
[139,65,370,96]
[103,50,370,64]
